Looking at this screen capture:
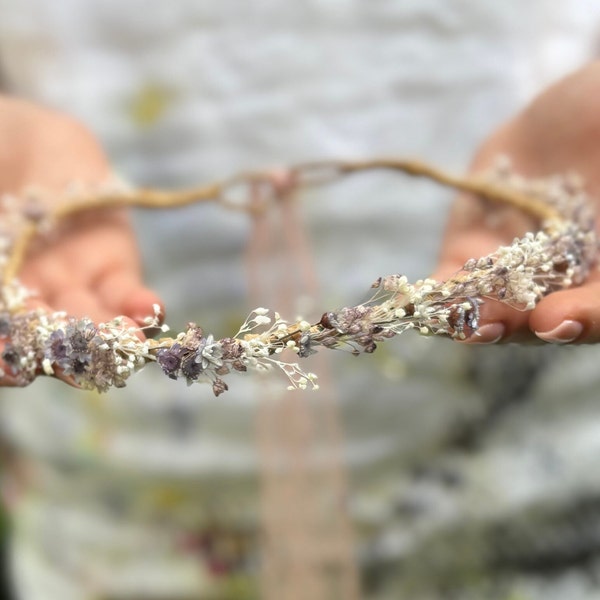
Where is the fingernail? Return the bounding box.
[465,323,505,344]
[535,320,583,344]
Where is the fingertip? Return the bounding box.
[49,289,115,324]
[52,368,83,390]
[530,285,600,344]
[466,298,532,343]
[462,322,506,344]
[429,272,534,344]
[123,288,165,327]
[0,369,21,387]
[534,319,583,344]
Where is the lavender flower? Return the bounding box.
[181,354,204,382]
[46,329,68,364]
[156,344,184,379]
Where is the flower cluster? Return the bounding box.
[0,161,596,395]
[0,311,149,391]
[154,325,237,396]
[152,310,321,394]
[288,167,597,352]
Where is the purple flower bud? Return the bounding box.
[181,355,203,381]
[69,331,89,353]
[71,359,88,375]
[157,345,183,380]
[2,346,19,365]
[0,314,11,338]
[47,330,68,361]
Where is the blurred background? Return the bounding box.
[1,1,600,599]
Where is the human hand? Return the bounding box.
[0,95,164,385]
[435,61,600,345]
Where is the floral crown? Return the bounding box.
[0,159,596,395]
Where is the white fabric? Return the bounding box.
[0,2,600,598]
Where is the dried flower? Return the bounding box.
[156,344,183,379]
[0,159,595,395]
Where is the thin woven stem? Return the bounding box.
[3,159,559,289]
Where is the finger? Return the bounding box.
[463,298,533,344]
[50,288,142,335]
[529,274,600,344]
[93,270,164,326]
[123,288,165,328]
[50,288,121,324]
[0,374,22,387]
[47,365,84,390]
[430,265,533,344]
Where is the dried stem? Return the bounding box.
[4,222,38,286]
[335,158,560,221]
[3,159,560,289]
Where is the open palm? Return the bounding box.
[436,61,600,345]
[0,96,163,385]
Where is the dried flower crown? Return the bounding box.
[0,159,596,395]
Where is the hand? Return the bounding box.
[435,61,600,345]
[0,95,164,385]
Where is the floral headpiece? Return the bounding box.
[0,159,596,395]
